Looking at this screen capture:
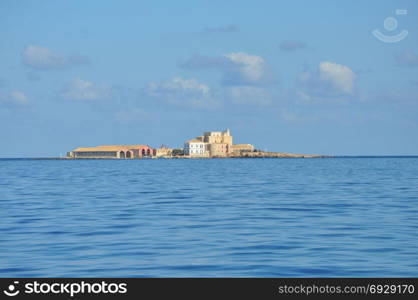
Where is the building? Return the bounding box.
[67,145,155,159]
[183,129,239,157]
[182,129,256,158]
[206,143,231,157]
[203,129,233,156]
[183,139,208,157]
[155,145,173,158]
[68,128,256,159]
[232,144,255,153]
[203,129,233,145]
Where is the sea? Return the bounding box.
[1,157,417,277]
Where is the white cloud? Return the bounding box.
[61,78,111,101]
[9,91,28,104]
[223,52,270,85]
[145,77,218,108]
[22,45,65,69]
[180,52,275,86]
[147,77,210,96]
[298,61,355,97]
[318,62,355,94]
[0,90,29,105]
[22,45,89,70]
[226,86,272,106]
[179,52,276,106]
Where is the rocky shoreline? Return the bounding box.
[62,152,330,159]
[227,151,330,158]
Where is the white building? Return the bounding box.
[184,139,208,157]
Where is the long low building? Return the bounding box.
[67,145,155,159]
[232,144,255,153]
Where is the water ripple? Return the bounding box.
[1,157,418,277]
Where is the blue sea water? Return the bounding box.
[0,157,417,277]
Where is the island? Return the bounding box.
[66,129,328,159]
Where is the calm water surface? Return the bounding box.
[1,158,417,277]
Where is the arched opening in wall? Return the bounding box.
[153,149,157,156]
[147,149,151,156]
[142,149,146,156]
[126,151,132,158]
[119,151,126,159]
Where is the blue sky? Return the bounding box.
[1,0,417,157]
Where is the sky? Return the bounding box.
[1,0,417,157]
